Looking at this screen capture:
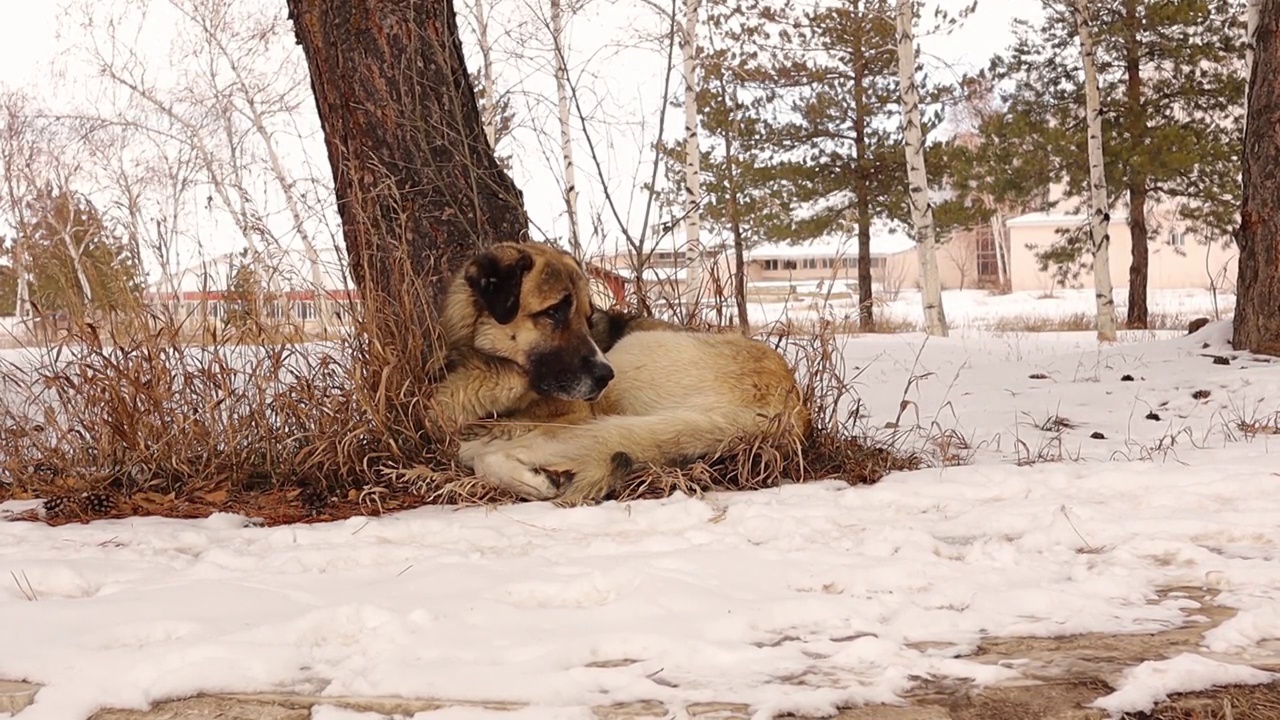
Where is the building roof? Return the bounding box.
[148,245,352,295]
[748,224,916,259]
[1007,210,1131,228]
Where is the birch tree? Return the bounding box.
[678,0,704,318]
[991,0,1245,328]
[895,0,947,336]
[549,0,582,257]
[1072,0,1118,341]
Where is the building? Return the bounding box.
[1003,209,1239,294]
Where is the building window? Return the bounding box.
[783,259,798,270]
[762,259,779,271]
[293,301,314,321]
[801,257,819,270]
[1170,229,1187,247]
[819,258,834,269]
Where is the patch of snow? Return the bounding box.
[1090,653,1278,717]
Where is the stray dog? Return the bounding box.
[432,241,810,505]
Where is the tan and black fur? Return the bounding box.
[434,241,810,505]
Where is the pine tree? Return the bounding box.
[990,0,1246,327]
[0,186,143,318]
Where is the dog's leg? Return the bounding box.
[478,408,784,506]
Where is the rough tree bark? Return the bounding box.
[895,0,948,336]
[1073,0,1118,342]
[286,0,529,337]
[1122,0,1149,328]
[1235,0,1280,356]
[852,23,874,332]
[551,0,582,258]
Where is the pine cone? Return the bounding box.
[42,494,78,519]
[299,485,330,515]
[81,491,116,517]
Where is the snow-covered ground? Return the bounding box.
[749,286,1234,330]
[2,304,1279,720]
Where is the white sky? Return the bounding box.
[0,0,1045,278]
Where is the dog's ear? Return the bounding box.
[465,247,535,325]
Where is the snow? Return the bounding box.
[1007,210,1132,227]
[748,224,917,259]
[2,301,1279,719]
[751,286,1231,331]
[1090,654,1278,716]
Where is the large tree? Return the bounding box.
[286,0,530,347]
[992,0,1245,328]
[1235,0,1280,355]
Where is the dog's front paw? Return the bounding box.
[470,451,560,501]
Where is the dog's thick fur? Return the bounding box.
[431,241,810,505]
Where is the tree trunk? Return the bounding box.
[1247,0,1262,135]
[1073,0,1118,342]
[852,18,874,332]
[723,119,750,334]
[551,0,582,258]
[1235,0,1280,356]
[680,0,704,322]
[895,0,947,336]
[989,208,1009,291]
[1123,0,1149,329]
[286,0,529,343]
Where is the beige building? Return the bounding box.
[1004,209,1239,294]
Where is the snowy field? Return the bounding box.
[748,286,1234,331]
[2,298,1279,720]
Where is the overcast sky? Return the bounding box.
[0,0,1045,271]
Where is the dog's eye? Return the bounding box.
[539,295,573,324]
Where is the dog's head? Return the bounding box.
[461,242,614,401]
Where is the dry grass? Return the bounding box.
[0,249,924,525]
[983,310,1198,333]
[1120,682,1280,720]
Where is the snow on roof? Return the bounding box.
[149,245,352,295]
[748,223,916,259]
[1007,210,1131,228]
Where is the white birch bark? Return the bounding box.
[1073,0,1118,342]
[171,0,331,332]
[551,0,582,258]
[988,209,1009,290]
[472,0,500,149]
[680,0,704,316]
[895,0,948,336]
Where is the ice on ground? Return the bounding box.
[1090,653,1278,716]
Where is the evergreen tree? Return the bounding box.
[989,0,1246,327]
[0,186,143,317]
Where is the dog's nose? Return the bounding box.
[591,361,615,387]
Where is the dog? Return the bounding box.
[432,241,810,505]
